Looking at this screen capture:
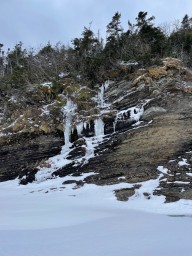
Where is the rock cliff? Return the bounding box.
[1,58,192,203]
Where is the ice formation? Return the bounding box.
[97,80,110,109]
[113,105,144,133]
[94,118,104,137]
[76,122,84,137]
[62,97,76,149]
[34,81,110,183]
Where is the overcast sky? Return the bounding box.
[1,0,192,50]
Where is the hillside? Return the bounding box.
[1,57,192,205]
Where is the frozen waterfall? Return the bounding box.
[97,80,109,109]
[62,97,76,149]
[94,80,110,136]
[63,81,110,148]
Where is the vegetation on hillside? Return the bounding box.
[1,11,192,94]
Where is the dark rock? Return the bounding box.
[73,180,84,189]
[114,185,141,201]
[66,146,86,160]
[142,107,167,121]
[165,195,180,203]
[19,167,38,185]
[0,133,63,182]
[52,162,78,177]
[62,180,77,184]
[143,192,151,199]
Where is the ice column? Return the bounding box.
[94,118,104,137]
[97,80,109,108]
[62,97,76,148]
[76,122,84,137]
[98,83,105,108]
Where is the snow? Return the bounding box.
[1,176,192,256]
[41,104,51,116]
[82,136,103,164]
[132,175,163,199]
[118,60,139,66]
[157,166,169,174]
[41,81,52,88]
[0,132,12,137]
[58,72,69,78]
[8,95,17,103]
[178,158,190,167]
[174,181,190,184]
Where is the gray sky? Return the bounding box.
[1,0,192,50]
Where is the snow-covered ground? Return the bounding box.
[1,175,192,256]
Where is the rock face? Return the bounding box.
[0,133,63,181]
[2,58,192,203]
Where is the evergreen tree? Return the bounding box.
[135,11,166,58]
[5,42,29,87]
[71,26,103,82]
[105,12,123,59]
[106,12,122,42]
[168,14,192,60]
[72,26,100,57]
[0,44,5,77]
[181,14,192,30]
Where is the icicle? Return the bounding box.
[76,122,84,136]
[113,121,116,133]
[94,118,104,137]
[83,122,87,130]
[97,80,111,111]
[62,97,76,149]
[104,80,110,91]
[98,83,105,108]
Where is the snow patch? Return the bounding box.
[41,82,53,88]
[157,166,169,174]
[178,158,190,167]
[174,181,190,184]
